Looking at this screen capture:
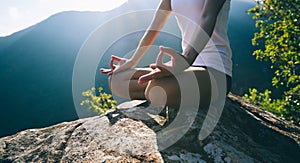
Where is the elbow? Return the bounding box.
[200,12,217,25]
[199,13,217,36]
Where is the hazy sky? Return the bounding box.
[0,0,128,37]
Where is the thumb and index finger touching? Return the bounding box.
[100,55,122,75]
[110,55,123,69]
[101,46,184,84]
[138,46,177,85]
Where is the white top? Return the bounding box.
[171,0,232,76]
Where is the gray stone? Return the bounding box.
[0,94,299,162]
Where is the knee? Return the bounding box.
[108,75,112,90]
[145,80,168,107]
[108,73,126,98]
[108,74,117,94]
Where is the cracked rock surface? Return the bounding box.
[0,116,162,162]
[0,94,299,162]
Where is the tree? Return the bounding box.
[244,0,300,125]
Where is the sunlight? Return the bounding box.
[37,0,128,12]
[73,0,128,11]
[0,0,128,36]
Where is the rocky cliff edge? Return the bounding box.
[0,94,299,162]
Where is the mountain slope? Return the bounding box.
[0,1,160,137]
[0,0,274,137]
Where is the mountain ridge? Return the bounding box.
[0,0,276,137]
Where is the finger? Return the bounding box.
[160,46,188,70]
[110,55,122,69]
[100,68,112,74]
[138,70,161,85]
[110,58,116,69]
[156,46,176,69]
[171,56,175,67]
[110,64,116,70]
[100,69,111,74]
[160,46,182,64]
[156,50,165,68]
[111,55,122,62]
[150,64,157,69]
[160,46,178,56]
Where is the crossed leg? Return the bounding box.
[108,66,224,109]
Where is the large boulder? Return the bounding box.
[1,94,299,162]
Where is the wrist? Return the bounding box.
[128,57,138,67]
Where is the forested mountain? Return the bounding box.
[0,0,273,137]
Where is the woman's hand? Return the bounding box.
[100,55,135,75]
[138,46,190,85]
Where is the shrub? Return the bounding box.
[245,0,300,125]
[80,87,117,115]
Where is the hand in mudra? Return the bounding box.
[100,55,134,75]
[138,46,190,85]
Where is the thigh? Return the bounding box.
[145,67,212,108]
[111,67,152,81]
[109,68,152,99]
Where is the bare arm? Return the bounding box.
[183,0,226,65]
[129,0,172,66]
[138,0,227,84]
[101,0,172,75]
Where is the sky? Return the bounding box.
[0,0,128,37]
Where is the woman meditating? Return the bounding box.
[101,0,232,110]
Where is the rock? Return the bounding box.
[0,94,299,162]
[0,116,162,162]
